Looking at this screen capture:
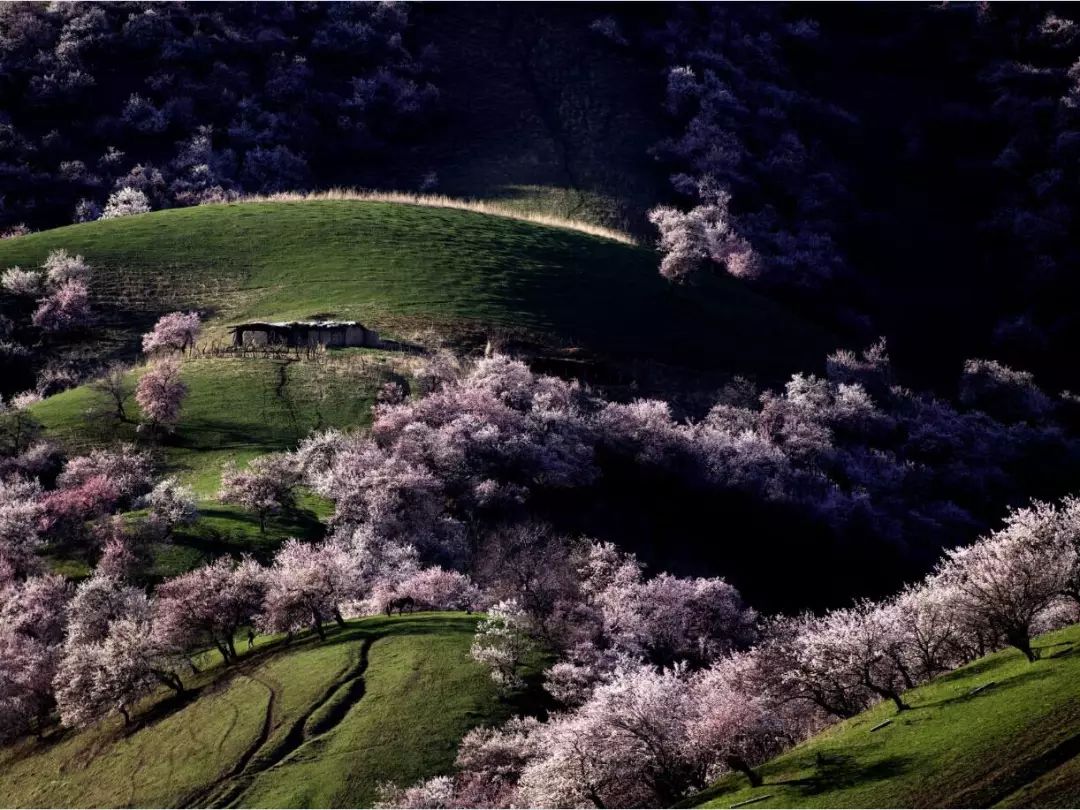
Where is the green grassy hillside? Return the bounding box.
[0,200,832,380]
[29,354,392,579]
[0,613,543,809]
[693,623,1080,809]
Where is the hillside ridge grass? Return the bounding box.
[692,623,1080,809]
[0,200,833,380]
[0,612,545,810]
[228,189,637,244]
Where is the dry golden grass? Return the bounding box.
[224,188,638,244]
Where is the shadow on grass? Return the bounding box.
[953,727,1080,808]
[1042,641,1078,661]
[171,507,325,561]
[777,752,915,795]
[127,684,208,736]
[169,420,296,452]
[919,665,1057,711]
[933,654,1005,685]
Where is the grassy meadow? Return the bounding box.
[0,612,544,809]
[692,624,1080,809]
[0,201,832,379]
[29,354,391,578]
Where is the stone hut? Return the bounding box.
[229,320,380,349]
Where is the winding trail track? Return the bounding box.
[188,638,375,808]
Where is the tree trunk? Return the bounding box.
[216,640,232,664]
[726,756,763,788]
[119,706,131,725]
[868,683,910,712]
[812,693,858,719]
[1009,631,1037,663]
[333,607,346,628]
[895,658,915,691]
[155,671,185,696]
[227,636,238,661]
[312,610,326,640]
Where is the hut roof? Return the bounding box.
[229,320,368,332]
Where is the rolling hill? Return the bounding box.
[0,612,546,809]
[5,197,834,582]
[692,623,1080,809]
[0,199,833,382]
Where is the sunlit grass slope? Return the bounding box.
[0,201,831,377]
[0,613,543,809]
[29,355,387,578]
[693,623,1080,809]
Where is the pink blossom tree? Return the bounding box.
[135,357,187,432]
[647,190,759,283]
[378,718,544,808]
[890,580,968,682]
[259,539,360,640]
[470,599,534,692]
[32,279,92,332]
[575,541,756,670]
[137,477,197,538]
[937,512,1065,662]
[219,454,300,533]
[0,477,44,579]
[628,574,756,667]
[155,556,265,663]
[796,602,913,713]
[101,187,151,219]
[474,522,582,629]
[41,249,91,287]
[516,664,701,808]
[95,516,152,581]
[141,311,201,355]
[755,615,868,720]
[688,653,789,787]
[56,574,185,727]
[391,566,481,612]
[64,574,148,646]
[54,613,185,728]
[1,266,42,297]
[959,358,1054,423]
[58,444,154,506]
[990,496,1080,613]
[37,474,121,543]
[0,574,70,740]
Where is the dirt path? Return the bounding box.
[178,675,276,809]
[189,637,375,808]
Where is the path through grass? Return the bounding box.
[0,613,539,809]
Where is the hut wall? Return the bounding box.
[232,322,377,349]
[241,329,268,347]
